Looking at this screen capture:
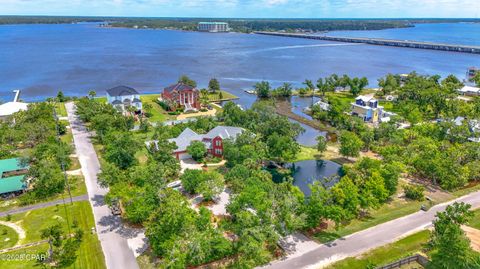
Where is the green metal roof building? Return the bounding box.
[0,158,29,195]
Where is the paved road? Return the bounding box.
[0,195,88,217]
[66,102,140,269]
[264,190,480,269]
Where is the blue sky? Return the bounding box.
[1,0,479,18]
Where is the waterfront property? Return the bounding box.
[453,116,480,143]
[0,157,29,196]
[351,95,384,123]
[458,85,480,96]
[198,22,229,32]
[147,126,244,160]
[466,67,478,83]
[161,82,201,112]
[106,85,142,112]
[0,90,28,120]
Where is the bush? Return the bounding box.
[404,184,425,201]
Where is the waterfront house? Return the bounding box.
[0,158,29,196]
[458,85,480,97]
[106,85,142,112]
[351,95,384,123]
[0,90,28,120]
[161,82,201,112]
[147,126,244,160]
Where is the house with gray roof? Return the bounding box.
[106,85,142,112]
[146,126,245,160]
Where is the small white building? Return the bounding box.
[106,86,142,112]
[0,90,28,120]
[458,85,480,96]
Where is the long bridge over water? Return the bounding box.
[255,31,480,55]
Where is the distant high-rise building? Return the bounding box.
[198,22,229,33]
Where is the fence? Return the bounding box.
[377,254,429,269]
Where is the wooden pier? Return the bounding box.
[255,32,480,54]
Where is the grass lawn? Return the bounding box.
[314,197,424,243]
[55,102,67,117]
[207,90,238,102]
[0,201,106,269]
[294,146,322,162]
[326,230,430,269]
[140,94,175,123]
[469,209,480,230]
[0,223,19,249]
[0,174,86,214]
[95,97,107,103]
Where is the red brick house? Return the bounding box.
[146,126,245,160]
[161,83,201,111]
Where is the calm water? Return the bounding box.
[291,160,341,196]
[327,23,480,46]
[0,23,479,103]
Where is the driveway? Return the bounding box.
[262,190,480,269]
[66,102,142,269]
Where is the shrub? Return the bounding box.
[404,184,425,201]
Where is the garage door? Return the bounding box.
[177,153,192,160]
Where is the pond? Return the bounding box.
[290,160,342,196]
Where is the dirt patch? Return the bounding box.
[462,225,480,252]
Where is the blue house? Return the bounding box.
[351,95,384,123]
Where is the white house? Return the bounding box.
[0,90,28,120]
[457,85,480,96]
[106,86,142,112]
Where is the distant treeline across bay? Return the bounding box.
[0,16,479,33]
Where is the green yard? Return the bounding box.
[140,94,175,123]
[468,209,480,230]
[327,230,430,269]
[207,90,238,102]
[0,201,105,269]
[314,197,424,243]
[0,223,19,249]
[55,102,67,117]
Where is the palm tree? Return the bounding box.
[88,90,96,99]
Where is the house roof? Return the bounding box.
[168,128,203,152]
[106,85,139,97]
[164,126,245,153]
[0,158,28,194]
[0,102,28,117]
[355,95,377,103]
[204,126,245,140]
[458,86,480,94]
[164,83,196,93]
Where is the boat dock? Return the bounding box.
[255,32,480,54]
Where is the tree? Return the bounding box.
[142,103,153,117]
[208,78,220,93]
[378,74,398,96]
[181,169,204,194]
[199,88,209,107]
[429,202,480,269]
[29,159,65,199]
[88,90,96,99]
[316,78,329,96]
[277,83,293,97]
[56,91,66,102]
[197,171,225,201]
[339,131,364,159]
[178,75,197,88]
[41,224,62,261]
[303,79,315,92]
[104,131,139,169]
[187,141,207,161]
[255,81,271,98]
[472,71,480,87]
[316,136,327,156]
[348,77,368,96]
